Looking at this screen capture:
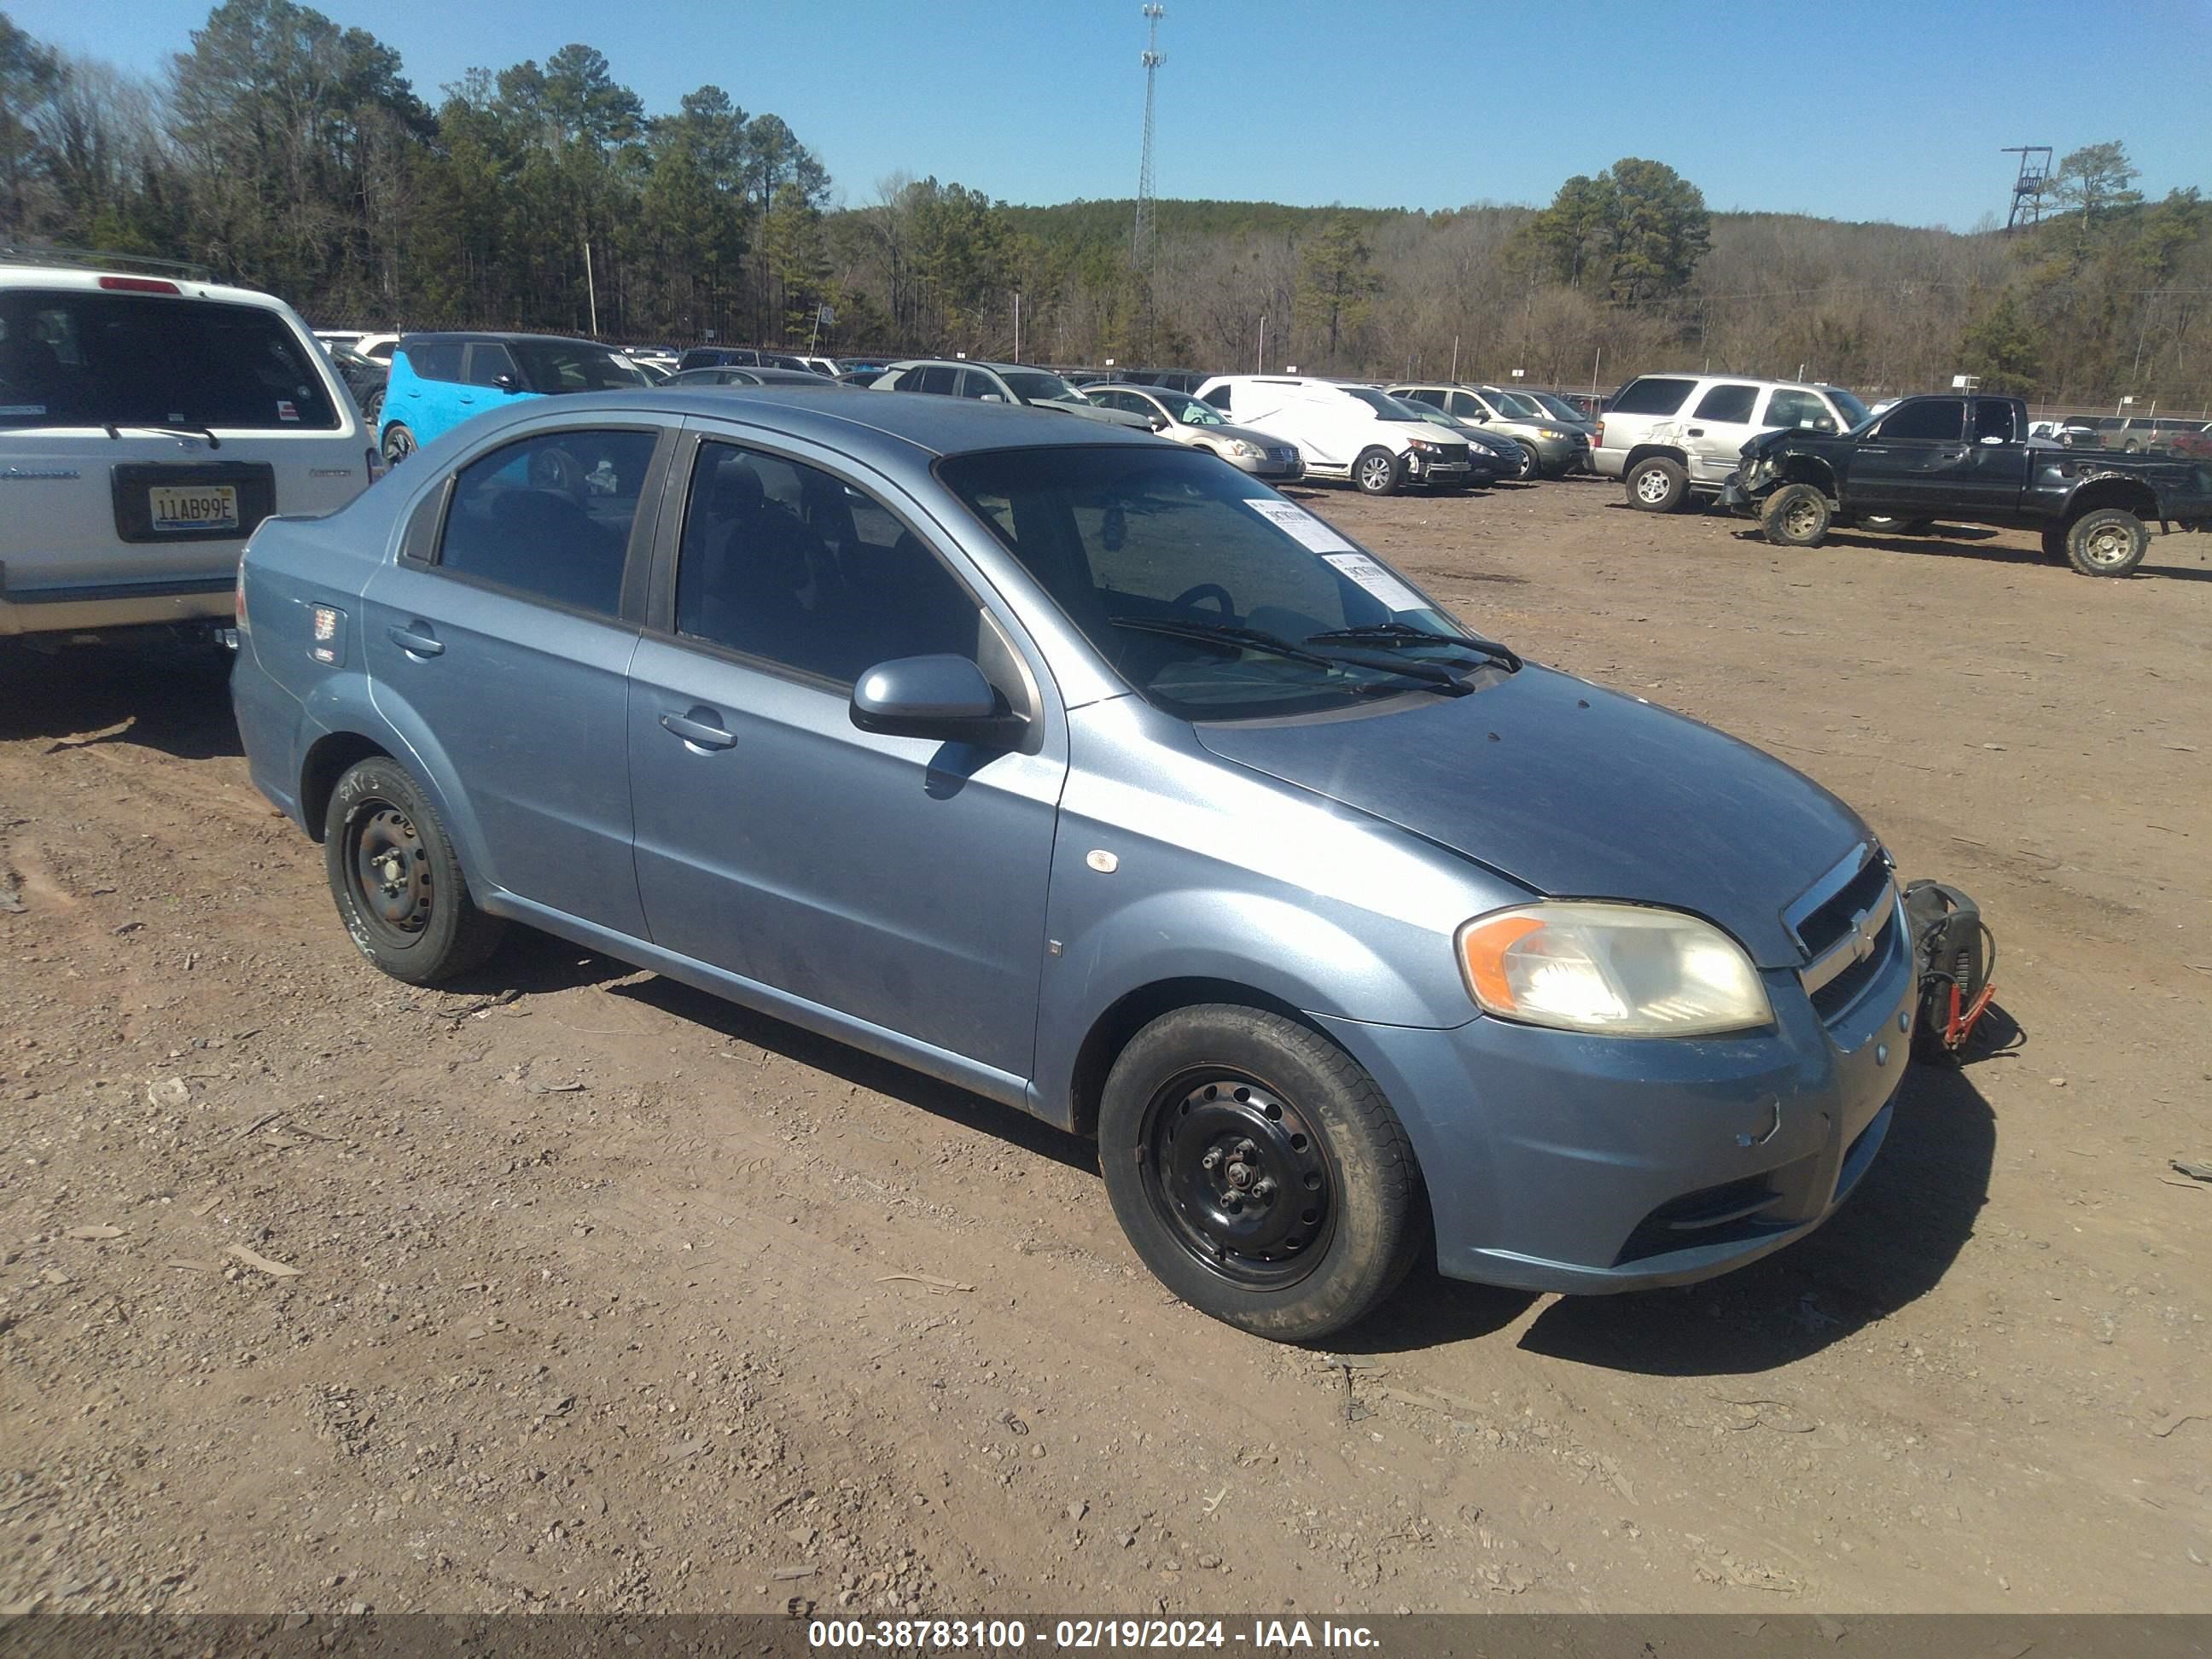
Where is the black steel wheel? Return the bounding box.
[1097,1004,1425,1342]
[323,755,504,984]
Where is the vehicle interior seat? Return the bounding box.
[484,486,626,614]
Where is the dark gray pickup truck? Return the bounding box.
[1720,393,2212,577]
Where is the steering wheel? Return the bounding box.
[1170,582,1234,617]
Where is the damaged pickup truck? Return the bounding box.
[1720,392,2212,578]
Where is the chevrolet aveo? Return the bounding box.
[232,388,1916,1341]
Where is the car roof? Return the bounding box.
[448,387,1169,460]
[0,265,294,313]
[400,330,613,347]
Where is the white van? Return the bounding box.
[0,263,375,643]
[1194,375,1474,495]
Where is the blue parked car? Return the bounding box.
[377,332,646,463]
[234,389,1913,1342]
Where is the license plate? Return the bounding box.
[149,484,239,533]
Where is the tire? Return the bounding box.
[323,756,505,985]
[1096,1004,1426,1342]
[1511,444,1540,482]
[1353,446,1401,497]
[380,422,416,465]
[360,387,384,426]
[1626,455,1689,513]
[2064,507,2148,578]
[1761,482,1832,548]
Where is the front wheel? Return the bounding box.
[1761,481,1832,547]
[1097,1005,1426,1342]
[1353,447,1401,496]
[380,422,416,465]
[2065,508,2148,577]
[324,755,505,985]
[360,387,384,427]
[1626,455,1688,512]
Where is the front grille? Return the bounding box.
[1808,904,1902,1022]
[1794,853,1894,963]
[1788,846,1903,1027]
[1433,443,1470,466]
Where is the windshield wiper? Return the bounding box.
[103,421,221,450]
[1307,621,1522,672]
[1109,616,1470,696]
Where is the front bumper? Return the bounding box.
[1406,456,1471,488]
[1717,469,1765,515]
[1314,938,1915,1294]
[1225,449,1303,482]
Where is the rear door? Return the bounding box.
[1679,381,1761,484]
[359,418,673,937]
[0,282,366,615]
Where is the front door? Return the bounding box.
[360,422,670,938]
[626,434,1065,1079]
[1850,398,1970,514]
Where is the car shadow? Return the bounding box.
[605,970,1103,1179]
[1724,525,2212,580]
[1506,1058,1998,1375]
[0,638,242,760]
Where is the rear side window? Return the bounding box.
[914,365,958,395]
[436,428,659,615]
[0,288,338,431]
[1972,400,2016,444]
[405,342,463,382]
[1608,376,1696,417]
[1404,387,1446,409]
[1879,399,1965,443]
[1692,384,1759,423]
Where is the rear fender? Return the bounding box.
[300,676,492,881]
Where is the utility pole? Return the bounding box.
[584,239,599,337]
[1256,313,1266,374]
[1014,291,1022,364]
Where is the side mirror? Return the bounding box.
[494,373,521,393]
[850,655,1010,742]
[1148,415,1167,431]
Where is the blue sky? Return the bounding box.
[13,0,2210,228]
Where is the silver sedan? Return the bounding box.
[1082,383,1303,480]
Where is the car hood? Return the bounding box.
[1042,400,1155,430]
[1193,665,1868,967]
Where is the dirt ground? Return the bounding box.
[3,477,2209,1619]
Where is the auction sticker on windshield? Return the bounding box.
[150,485,240,533]
[1323,551,1425,614]
[1244,497,1356,553]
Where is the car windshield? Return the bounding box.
[1340,387,1422,421]
[1821,386,1872,428]
[1529,393,1584,422]
[938,446,1492,721]
[0,288,340,431]
[1001,370,1086,405]
[1487,389,1545,419]
[1164,394,1225,425]
[509,341,648,393]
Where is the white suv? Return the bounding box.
[1,263,375,643]
[1594,373,1870,512]
[1195,375,1474,494]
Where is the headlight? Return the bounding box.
[1229,439,1259,458]
[1456,903,1773,1037]
[1406,438,1440,453]
[1538,428,1566,440]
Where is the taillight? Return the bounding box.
[98,275,180,294]
[234,562,249,632]
[1593,420,1605,447]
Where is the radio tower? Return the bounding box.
[1132,4,1165,271]
[2002,146,2053,232]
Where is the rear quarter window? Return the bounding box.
[1608,376,1697,418]
[404,342,463,382]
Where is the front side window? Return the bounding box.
[1878,399,1966,443]
[509,341,646,393]
[940,447,1481,722]
[437,428,659,615]
[1341,387,1420,420]
[999,370,1086,405]
[675,440,981,685]
[1764,387,1836,431]
[958,369,1004,400]
[914,365,958,395]
[0,289,338,431]
[1165,395,1222,425]
[464,342,519,388]
[1447,392,1485,418]
[1692,384,1759,423]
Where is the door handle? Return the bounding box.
[387,623,444,657]
[1686,428,1705,437]
[660,709,736,751]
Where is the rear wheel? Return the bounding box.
[1097,1005,1425,1342]
[1627,455,1688,512]
[1353,446,1401,496]
[323,756,504,985]
[2065,508,2148,577]
[360,387,384,427]
[380,422,416,465]
[1761,482,1832,548]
